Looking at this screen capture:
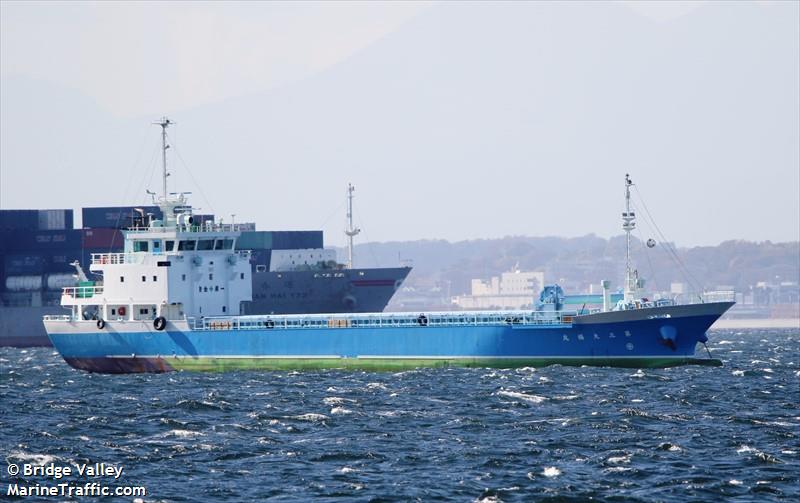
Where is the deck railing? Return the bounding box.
[189,310,577,331]
[61,285,104,298]
[91,253,143,265]
[126,223,248,234]
[91,251,249,264]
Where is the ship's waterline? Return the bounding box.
[63,355,723,373]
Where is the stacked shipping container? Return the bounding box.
[0,209,77,306]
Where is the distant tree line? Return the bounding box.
[339,235,800,296]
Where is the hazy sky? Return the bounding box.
[1,1,798,249]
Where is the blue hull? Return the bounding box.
[45,302,733,373]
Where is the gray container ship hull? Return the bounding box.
[246,267,410,315]
[0,305,62,347]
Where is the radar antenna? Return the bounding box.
[345,183,361,269]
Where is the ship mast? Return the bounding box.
[345,183,361,269]
[154,117,172,201]
[622,174,637,302]
[150,117,188,228]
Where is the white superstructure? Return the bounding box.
[58,118,252,326]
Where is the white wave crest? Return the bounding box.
[542,466,561,477]
[323,397,355,406]
[497,390,547,404]
[291,413,328,422]
[607,454,631,464]
[7,451,58,466]
[555,395,579,400]
[167,429,204,438]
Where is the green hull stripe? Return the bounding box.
[164,356,723,372]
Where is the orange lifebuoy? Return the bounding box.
[118,306,127,317]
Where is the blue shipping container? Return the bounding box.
[82,206,162,229]
[45,249,84,273]
[0,209,73,231]
[2,229,82,252]
[270,231,323,250]
[4,254,46,275]
[0,210,39,231]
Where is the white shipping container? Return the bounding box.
[5,275,44,291]
[46,273,75,290]
[38,209,66,230]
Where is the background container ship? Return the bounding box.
[0,205,410,347]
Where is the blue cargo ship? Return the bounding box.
[45,302,730,373]
[41,120,733,372]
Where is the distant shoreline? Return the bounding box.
[712,318,799,330]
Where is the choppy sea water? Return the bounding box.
[1,328,798,502]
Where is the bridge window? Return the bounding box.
[134,241,149,252]
[215,239,233,250]
[197,239,214,251]
[165,240,175,251]
[178,240,196,251]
